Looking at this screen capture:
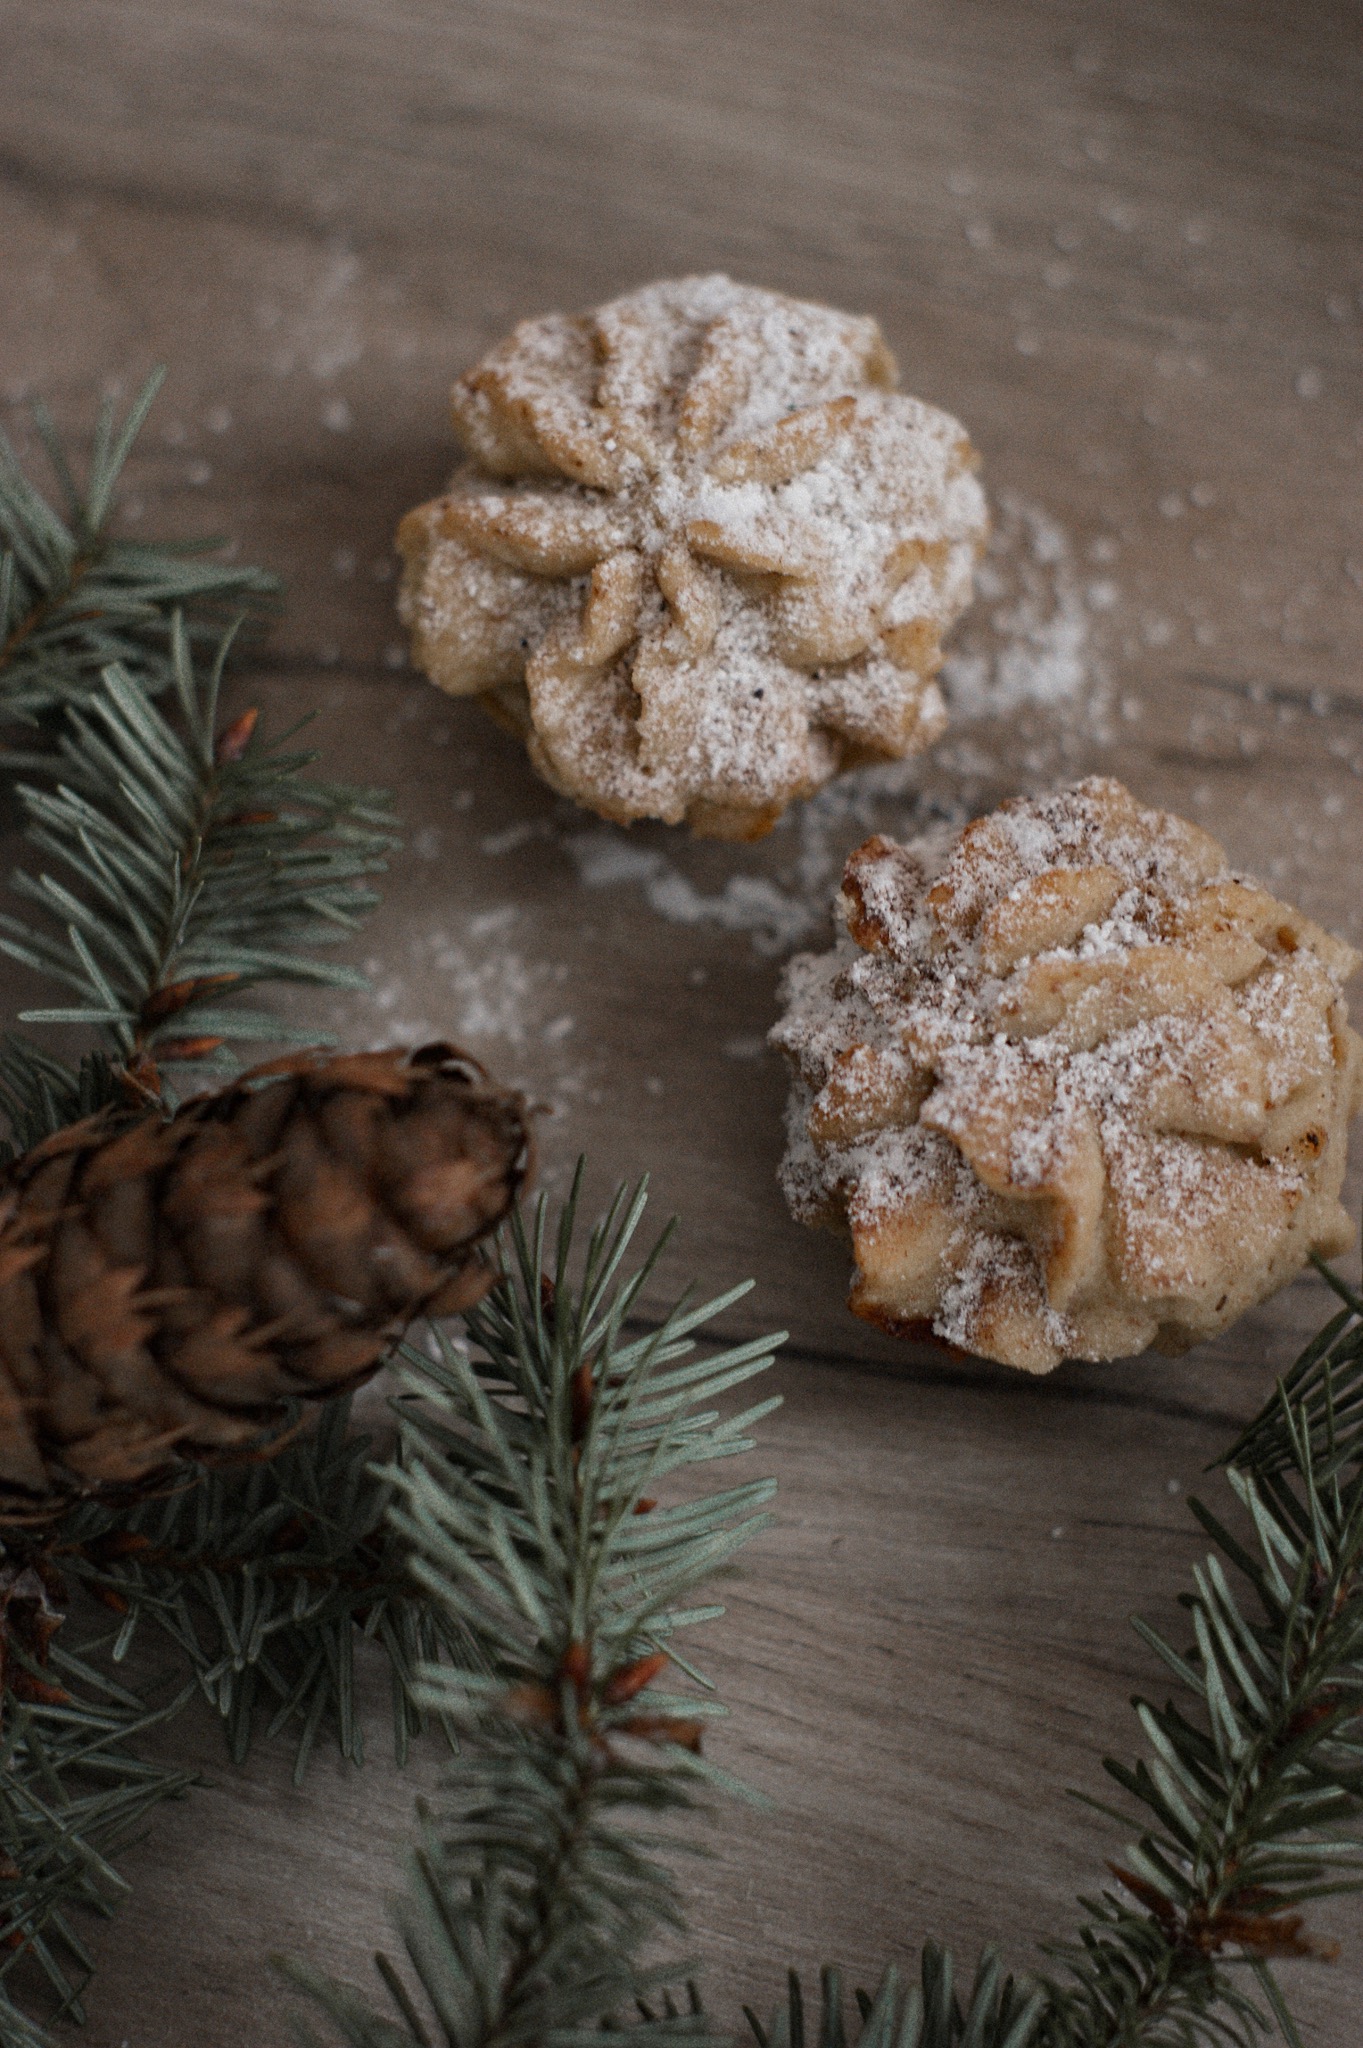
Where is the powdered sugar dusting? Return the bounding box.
[311,923,597,1117]
[541,493,1115,956]
[941,493,1110,728]
[565,831,815,956]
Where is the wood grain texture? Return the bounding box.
[1,2,1361,2040]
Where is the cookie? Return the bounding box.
[772,778,1363,1369]
[398,275,986,838]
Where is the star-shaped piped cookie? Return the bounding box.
[772,779,1363,1369]
[398,276,987,838]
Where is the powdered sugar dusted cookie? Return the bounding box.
[771,777,1363,1370]
[397,275,986,839]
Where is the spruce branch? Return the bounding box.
[51,1393,476,1782]
[1218,1256,1363,1488]
[284,1167,784,2046]
[0,618,397,1139]
[1032,1265,1363,2047]
[0,370,275,728]
[279,1224,1362,2048]
[749,1264,1363,2048]
[745,1955,1042,2048]
[0,1621,194,2041]
[0,1041,119,1161]
[0,1988,50,2048]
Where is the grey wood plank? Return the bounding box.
[1,2,1360,2040]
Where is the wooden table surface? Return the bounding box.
[4,3,1362,2041]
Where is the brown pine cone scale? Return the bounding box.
[0,1046,531,1521]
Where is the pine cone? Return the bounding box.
[0,1046,531,1521]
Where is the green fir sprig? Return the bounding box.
[284,1169,784,2046]
[286,1253,1363,2048]
[0,1635,194,2040]
[1033,1334,1363,2048]
[1219,1254,1363,1488]
[0,617,397,1142]
[0,370,275,728]
[0,373,402,2046]
[51,1392,476,1783]
[745,1955,1042,2048]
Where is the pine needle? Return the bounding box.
[0,616,396,1143]
[283,1169,783,2046]
[54,1394,474,1782]
[0,1647,194,2037]
[284,1230,1363,2048]
[0,371,275,726]
[745,1252,1363,2048]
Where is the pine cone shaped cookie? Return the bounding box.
[398,275,987,839]
[771,778,1363,1371]
[0,1046,530,1520]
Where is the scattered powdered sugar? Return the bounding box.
[564,830,817,956]
[424,930,545,1045]
[333,923,595,1113]
[722,1034,768,1060]
[940,492,1110,728]
[256,241,365,384]
[357,934,542,1047]
[532,771,975,957]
